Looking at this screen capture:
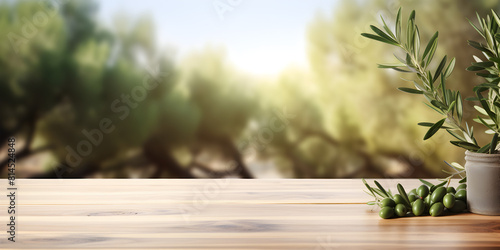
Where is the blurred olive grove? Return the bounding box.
[1,0,499,178]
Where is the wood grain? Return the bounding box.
[1,179,499,249]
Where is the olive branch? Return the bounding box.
[361,8,500,154]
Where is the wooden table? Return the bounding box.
[1,179,499,249]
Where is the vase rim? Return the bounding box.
[465,150,500,163]
[465,150,500,157]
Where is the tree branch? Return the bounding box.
[143,136,194,178]
[189,161,233,178]
[211,136,254,178]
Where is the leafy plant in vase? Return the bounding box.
[361,8,500,216]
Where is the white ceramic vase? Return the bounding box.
[464,151,500,215]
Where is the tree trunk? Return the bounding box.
[213,136,254,178]
[143,137,194,178]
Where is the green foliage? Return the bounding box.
[1,1,257,177]
[305,0,496,177]
[363,8,500,153]
[466,9,500,153]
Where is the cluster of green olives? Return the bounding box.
[378,183,467,219]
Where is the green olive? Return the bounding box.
[430,202,444,217]
[380,197,396,208]
[431,186,447,203]
[412,199,425,216]
[455,189,467,202]
[409,188,417,196]
[417,185,429,198]
[393,194,405,205]
[443,193,455,209]
[456,184,467,191]
[379,206,394,219]
[449,200,467,213]
[425,193,431,204]
[408,194,417,203]
[446,187,456,194]
[394,203,407,217]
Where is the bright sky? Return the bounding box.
[97,0,339,76]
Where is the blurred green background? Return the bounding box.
[1,0,498,178]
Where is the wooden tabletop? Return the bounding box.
[1,179,499,249]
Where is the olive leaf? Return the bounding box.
[443,161,466,179]
[433,56,447,83]
[422,32,438,65]
[417,122,450,129]
[450,141,481,151]
[456,92,463,122]
[374,180,389,197]
[362,178,377,199]
[395,8,402,40]
[398,87,423,94]
[397,183,412,208]
[490,133,499,153]
[419,179,434,187]
[423,118,446,140]
[477,143,492,153]
[361,33,398,46]
[444,57,456,79]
